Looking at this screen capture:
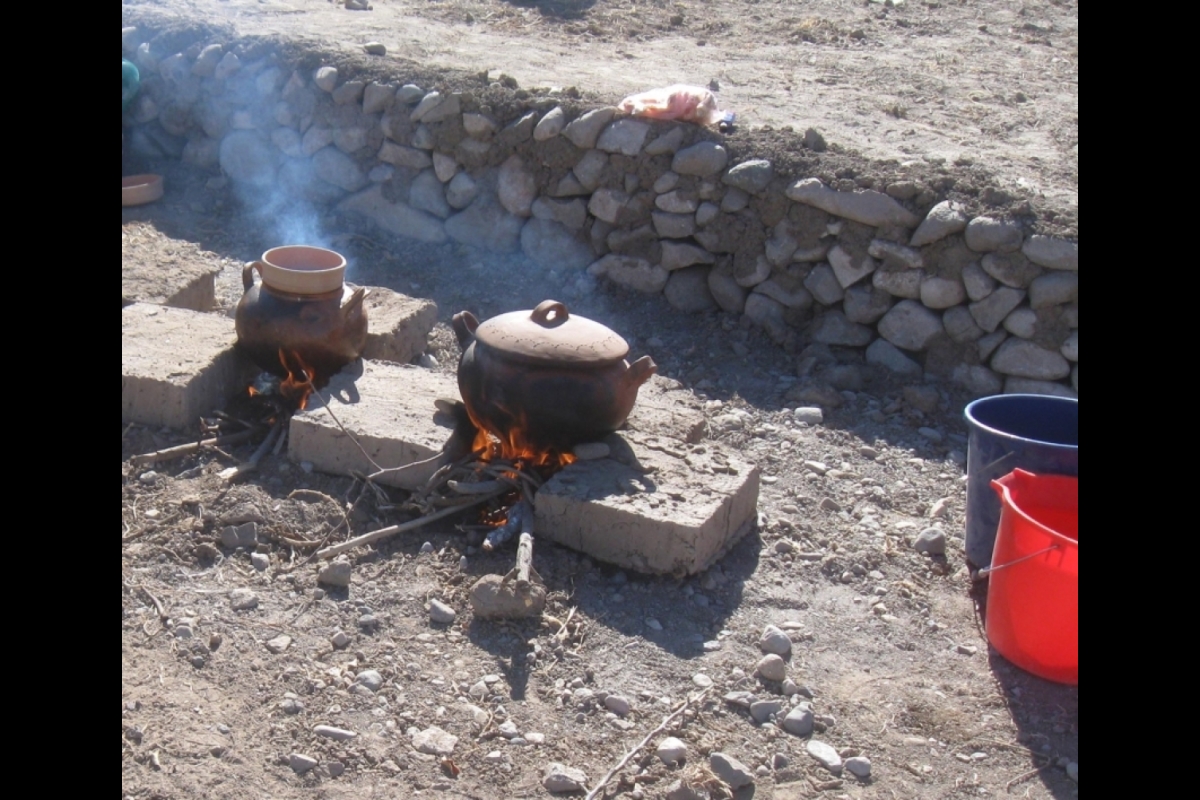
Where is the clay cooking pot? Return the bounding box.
[452,300,657,454]
[235,245,368,382]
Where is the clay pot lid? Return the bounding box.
[475,300,630,365]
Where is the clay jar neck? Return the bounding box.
[254,245,347,296]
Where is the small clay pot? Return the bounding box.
[235,246,368,381]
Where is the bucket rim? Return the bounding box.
[991,468,1079,549]
[964,394,1079,451]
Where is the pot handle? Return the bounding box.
[530,300,569,327]
[242,261,264,291]
[341,286,368,318]
[626,355,658,388]
[452,311,480,349]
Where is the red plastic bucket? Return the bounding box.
[986,469,1078,685]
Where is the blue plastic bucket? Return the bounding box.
[963,394,1078,568]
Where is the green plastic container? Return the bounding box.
[122,58,140,112]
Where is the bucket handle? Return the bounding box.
[982,450,1018,474]
[973,545,1059,580]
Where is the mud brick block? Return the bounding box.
[122,303,256,430]
[535,434,760,575]
[121,251,221,311]
[360,288,438,365]
[624,374,708,444]
[288,360,460,490]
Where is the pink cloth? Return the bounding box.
[618,85,721,126]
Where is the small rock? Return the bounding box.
[657,736,688,764]
[280,697,304,715]
[427,599,457,625]
[318,557,352,588]
[604,694,632,716]
[289,753,318,774]
[328,761,345,777]
[251,552,269,571]
[139,470,160,484]
[331,630,351,649]
[692,673,713,688]
[758,625,793,656]
[526,732,546,744]
[543,762,589,793]
[646,618,663,631]
[665,780,705,800]
[783,705,814,737]
[573,442,610,460]
[794,406,824,425]
[362,41,386,56]
[914,528,947,555]
[756,654,787,682]
[220,521,258,549]
[956,644,978,656]
[806,740,843,774]
[709,752,755,789]
[413,726,458,756]
[1066,761,1078,782]
[723,691,757,708]
[356,669,384,692]
[903,385,941,413]
[750,699,784,724]
[228,589,258,610]
[819,497,841,512]
[420,541,435,554]
[845,756,872,779]
[313,66,338,92]
[314,725,357,741]
[498,720,521,738]
[357,613,379,632]
[265,634,291,654]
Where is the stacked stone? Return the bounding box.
[122,26,1077,398]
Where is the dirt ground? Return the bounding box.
[122,2,1079,798]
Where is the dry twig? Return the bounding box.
[316,490,504,559]
[130,429,257,466]
[220,419,285,482]
[584,685,713,800]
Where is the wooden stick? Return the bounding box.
[220,419,284,482]
[367,450,445,480]
[583,686,713,800]
[130,429,256,466]
[316,490,503,559]
[272,426,288,457]
[448,479,507,495]
[515,532,534,591]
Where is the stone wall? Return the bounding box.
[122,26,1078,398]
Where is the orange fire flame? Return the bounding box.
[246,350,318,411]
[466,406,577,471]
[278,349,317,410]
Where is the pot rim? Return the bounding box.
[258,245,347,295]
